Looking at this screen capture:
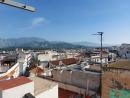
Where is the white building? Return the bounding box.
[38,50,80,62]
[0,76,58,98]
[38,51,66,61]
[90,55,108,64]
[108,52,117,62]
[0,76,34,98]
[38,50,60,61]
[18,53,34,75]
[118,44,130,59]
[0,53,33,80]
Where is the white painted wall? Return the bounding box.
[43,69,52,76]
[118,44,130,59]
[38,54,52,61]
[36,84,58,98]
[22,62,29,74]
[109,53,117,61]
[91,56,108,64]
[38,51,72,61]
[1,82,34,98]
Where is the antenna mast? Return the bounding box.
[93,32,104,67]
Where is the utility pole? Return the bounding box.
[98,32,103,68]
[0,0,36,12]
[93,32,104,97]
[93,32,104,68]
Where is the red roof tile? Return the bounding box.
[50,58,78,66]
[0,76,32,90]
[30,67,44,75]
[59,88,82,98]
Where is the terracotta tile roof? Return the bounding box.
[50,58,78,66]
[0,76,8,81]
[0,76,32,90]
[49,60,60,65]
[29,67,44,75]
[59,88,81,98]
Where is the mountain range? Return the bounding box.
[0,38,85,49]
[0,37,110,49]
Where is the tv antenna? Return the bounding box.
[0,0,36,12]
[92,32,104,67]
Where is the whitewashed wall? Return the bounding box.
[38,54,51,61]
[1,82,34,98]
[36,84,58,98]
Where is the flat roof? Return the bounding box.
[108,59,130,69]
[29,77,57,96]
[0,76,32,90]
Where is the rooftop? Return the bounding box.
[59,88,80,98]
[108,59,130,69]
[29,77,57,96]
[29,67,44,75]
[0,76,32,90]
[50,58,78,65]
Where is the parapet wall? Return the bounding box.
[52,69,100,91]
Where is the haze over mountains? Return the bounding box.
[73,42,100,47]
[0,37,110,48]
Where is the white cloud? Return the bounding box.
[17,17,47,32]
[32,17,46,26]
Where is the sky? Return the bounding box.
[0,0,130,44]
